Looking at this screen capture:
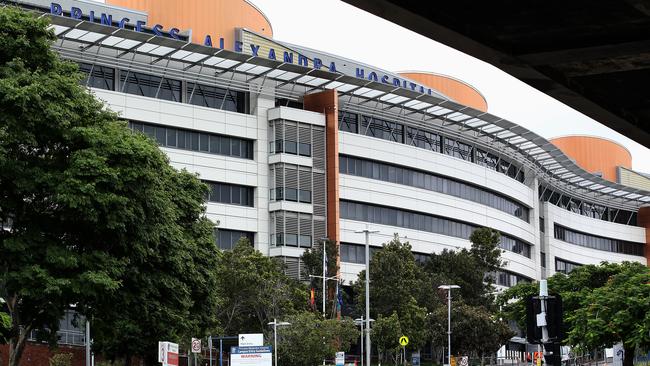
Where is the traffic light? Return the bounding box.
[525,295,542,344]
[525,294,563,344]
[544,342,561,366]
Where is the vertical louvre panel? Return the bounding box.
[275,120,284,141]
[299,213,313,239]
[275,211,284,236]
[285,165,298,190]
[313,171,326,217]
[283,256,300,279]
[299,168,312,191]
[298,125,311,144]
[285,121,298,141]
[274,164,284,188]
[314,217,326,242]
[286,212,299,234]
[312,127,325,169]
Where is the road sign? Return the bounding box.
[231,346,272,366]
[335,351,345,366]
[238,333,264,347]
[459,356,469,366]
[451,356,457,366]
[191,338,201,353]
[412,351,421,366]
[399,336,409,346]
[158,341,179,366]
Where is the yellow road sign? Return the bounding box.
[451,356,457,366]
[399,336,409,346]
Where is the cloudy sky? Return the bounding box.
[251,0,650,172]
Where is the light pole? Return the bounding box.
[438,285,460,366]
[354,317,375,366]
[267,318,291,366]
[356,225,379,366]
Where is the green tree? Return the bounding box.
[567,262,650,366]
[426,227,504,307]
[371,312,402,364]
[276,312,358,366]
[430,302,513,364]
[353,235,431,352]
[215,239,305,336]
[0,7,218,366]
[301,238,339,317]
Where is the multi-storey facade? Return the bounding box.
[10,0,650,290]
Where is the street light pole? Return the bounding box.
[322,238,327,317]
[438,285,460,366]
[268,319,291,366]
[356,225,379,366]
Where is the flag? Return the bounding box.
[310,287,315,307]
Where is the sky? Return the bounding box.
[250,0,650,172]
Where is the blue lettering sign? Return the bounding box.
[368,72,378,82]
[250,44,260,56]
[70,6,82,19]
[381,75,389,84]
[204,35,213,47]
[393,78,401,87]
[313,57,322,70]
[356,68,365,78]
[298,54,308,67]
[328,62,337,72]
[219,38,224,49]
[283,52,293,64]
[136,20,146,32]
[268,48,276,60]
[409,82,416,90]
[118,17,130,28]
[234,41,243,52]
[50,2,62,15]
[169,27,180,39]
[152,24,163,36]
[100,13,112,26]
[89,10,95,22]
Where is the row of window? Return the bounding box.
[270,140,312,157]
[555,257,582,275]
[270,188,312,203]
[340,200,532,258]
[274,234,313,247]
[338,111,525,183]
[553,224,644,256]
[205,181,254,207]
[339,155,530,221]
[540,186,638,226]
[128,121,254,159]
[79,63,248,113]
[490,270,532,287]
[340,242,429,265]
[214,229,254,250]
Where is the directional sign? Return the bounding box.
[399,336,409,346]
[335,351,345,366]
[231,346,272,366]
[238,333,264,347]
[158,341,179,366]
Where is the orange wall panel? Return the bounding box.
[105,0,273,47]
[550,136,632,182]
[399,71,488,112]
[304,90,340,264]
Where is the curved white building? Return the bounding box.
[15,0,650,287]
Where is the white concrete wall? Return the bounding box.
[91,87,273,253]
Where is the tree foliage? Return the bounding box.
[301,238,340,316]
[0,6,218,365]
[215,239,306,336]
[371,312,403,364]
[276,312,358,366]
[567,262,650,366]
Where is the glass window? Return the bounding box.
[339,111,359,133]
[188,83,247,113]
[79,63,114,90]
[299,190,311,203]
[215,229,254,250]
[299,235,312,248]
[120,71,181,102]
[129,121,253,160]
[299,143,311,157]
[553,224,643,256]
[285,188,298,202]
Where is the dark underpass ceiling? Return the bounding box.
[343,0,650,148]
